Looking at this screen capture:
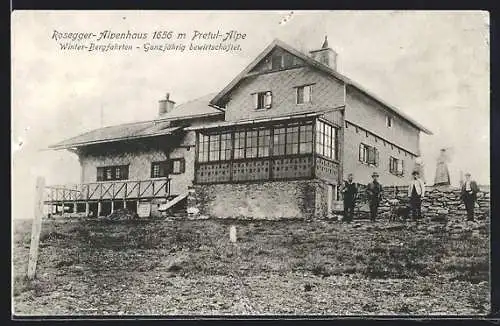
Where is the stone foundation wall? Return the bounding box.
[187,180,321,220]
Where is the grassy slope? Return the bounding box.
[12,218,490,315]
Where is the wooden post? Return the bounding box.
[123,182,127,208]
[229,225,237,243]
[27,177,45,280]
[97,201,102,217]
[73,202,77,215]
[111,201,114,213]
[85,202,90,217]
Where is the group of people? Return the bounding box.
[340,171,480,222]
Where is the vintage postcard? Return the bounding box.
[12,10,490,317]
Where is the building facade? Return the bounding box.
[46,37,431,219]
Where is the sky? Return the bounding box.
[11,10,490,220]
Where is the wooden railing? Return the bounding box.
[44,178,171,203]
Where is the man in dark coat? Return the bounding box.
[366,172,383,222]
[341,173,358,223]
[461,172,479,221]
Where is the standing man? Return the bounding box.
[408,170,425,221]
[341,173,358,223]
[366,172,383,222]
[461,172,479,221]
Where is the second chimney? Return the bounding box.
[309,36,337,70]
[158,93,176,116]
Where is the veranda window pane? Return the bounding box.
[246,130,258,158]
[258,129,270,157]
[273,127,286,156]
[234,131,246,159]
[286,126,299,155]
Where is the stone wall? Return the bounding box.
[187,179,490,220]
[187,180,323,220]
[355,184,491,219]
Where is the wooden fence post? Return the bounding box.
[27,176,45,280]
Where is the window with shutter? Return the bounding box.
[359,143,378,166]
[254,91,272,110]
[171,158,185,174]
[97,167,104,181]
[389,156,404,176]
[97,165,129,181]
[151,161,169,178]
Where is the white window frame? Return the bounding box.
[359,143,379,166]
[296,85,313,105]
[389,156,404,176]
[253,91,272,110]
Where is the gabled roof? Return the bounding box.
[210,39,432,135]
[49,121,182,150]
[49,93,222,150]
[157,92,223,120]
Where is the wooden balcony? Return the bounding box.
[44,178,171,204]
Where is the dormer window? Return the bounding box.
[296,85,312,104]
[253,91,272,110]
[271,55,283,70]
[386,115,393,128]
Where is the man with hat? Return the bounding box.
[461,172,479,221]
[408,170,426,221]
[366,172,383,222]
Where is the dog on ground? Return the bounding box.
[391,206,410,221]
[388,199,409,221]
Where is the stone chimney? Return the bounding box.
[309,36,337,70]
[158,93,176,116]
